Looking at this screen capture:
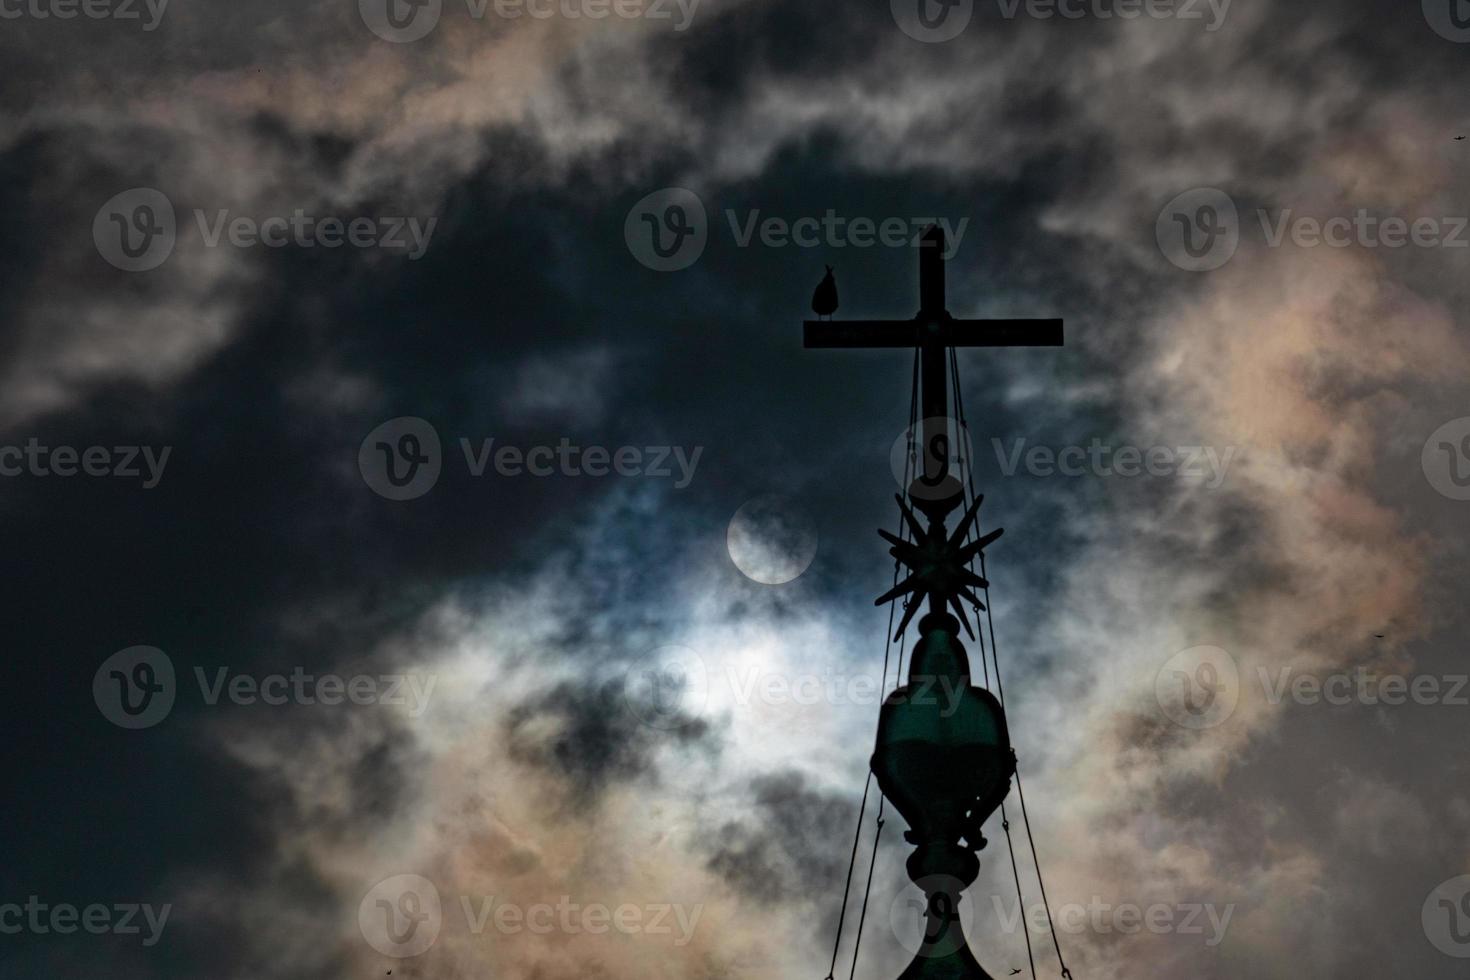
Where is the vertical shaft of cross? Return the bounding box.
[916,226,961,521]
[920,224,945,316]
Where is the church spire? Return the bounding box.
[804,228,1066,979]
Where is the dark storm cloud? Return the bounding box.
[704,770,853,904]
[506,678,715,798]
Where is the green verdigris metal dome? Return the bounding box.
[873,609,1014,979]
[869,492,1016,979]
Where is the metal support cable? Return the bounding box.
[951,347,1074,979]
[846,800,887,980]
[825,345,921,978]
[983,553,1072,980]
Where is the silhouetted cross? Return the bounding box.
[803,225,1062,519]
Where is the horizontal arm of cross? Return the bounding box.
[803,317,1063,349]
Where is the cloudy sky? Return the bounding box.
[4,0,1470,977]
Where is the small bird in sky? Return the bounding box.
[1373,633,1385,638]
[811,265,838,319]
[1456,135,1466,141]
